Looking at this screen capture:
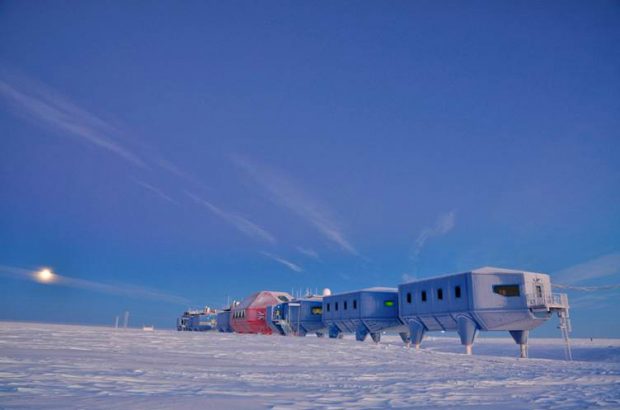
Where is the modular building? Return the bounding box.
[268,296,327,337]
[230,291,293,334]
[287,296,327,337]
[177,307,218,331]
[398,266,571,357]
[216,309,233,333]
[322,288,409,343]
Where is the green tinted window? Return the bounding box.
[384,300,395,307]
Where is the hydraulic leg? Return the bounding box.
[509,330,529,358]
[408,321,426,350]
[328,325,342,339]
[355,325,369,342]
[457,316,478,355]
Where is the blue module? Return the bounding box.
[286,296,326,337]
[216,309,233,333]
[398,267,570,357]
[177,308,218,331]
[322,288,409,343]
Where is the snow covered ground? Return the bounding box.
[0,322,619,409]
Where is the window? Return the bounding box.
[384,300,395,307]
[311,307,322,315]
[335,302,339,311]
[278,295,290,302]
[455,286,461,298]
[421,291,427,302]
[344,301,348,310]
[535,285,543,298]
[493,284,520,297]
[326,303,330,312]
[353,300,357,309]
[406,292,412,304]
[437,288,443,300]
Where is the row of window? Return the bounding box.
[325,299,397,312]
[403,284,521,303]
[233,309,246,319]
[405,285,462,304]
[326,299,358,312]
[234,286,521,321]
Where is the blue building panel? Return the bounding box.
[323,288,408,343]
[398,267,565,356]
[178,310,218,331]
[216,310,233,333]
[267,297,326,337]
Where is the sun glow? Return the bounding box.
[36,268,56,283]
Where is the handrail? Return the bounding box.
[526,292,569,309]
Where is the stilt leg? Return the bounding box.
[408,321,426,350]
[328,325,341,339]
[355,326,369,342]
[509,330,529,359]
[457,317,478,355]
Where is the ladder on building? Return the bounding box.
[556,293,572,361]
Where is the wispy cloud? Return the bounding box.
[260,252,303,273]
[411,210,456,261]
[553,252,620,285]
[0,76,146,168]
[565,292,617,310]
[185,191,276,244]
[233,156,357,255]
[0,264,190,305]
[402,272,417,282]
[133,178,177,204]
[297,247,320,260]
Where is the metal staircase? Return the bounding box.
[556,293,572,361]
[528,292,573,361]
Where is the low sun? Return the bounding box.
[36,268,55,283]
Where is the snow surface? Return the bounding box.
[1,322,619,409]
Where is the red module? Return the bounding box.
[230,291,293,334]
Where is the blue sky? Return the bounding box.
[0,1,619,336]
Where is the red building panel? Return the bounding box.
[230,291,292,334]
